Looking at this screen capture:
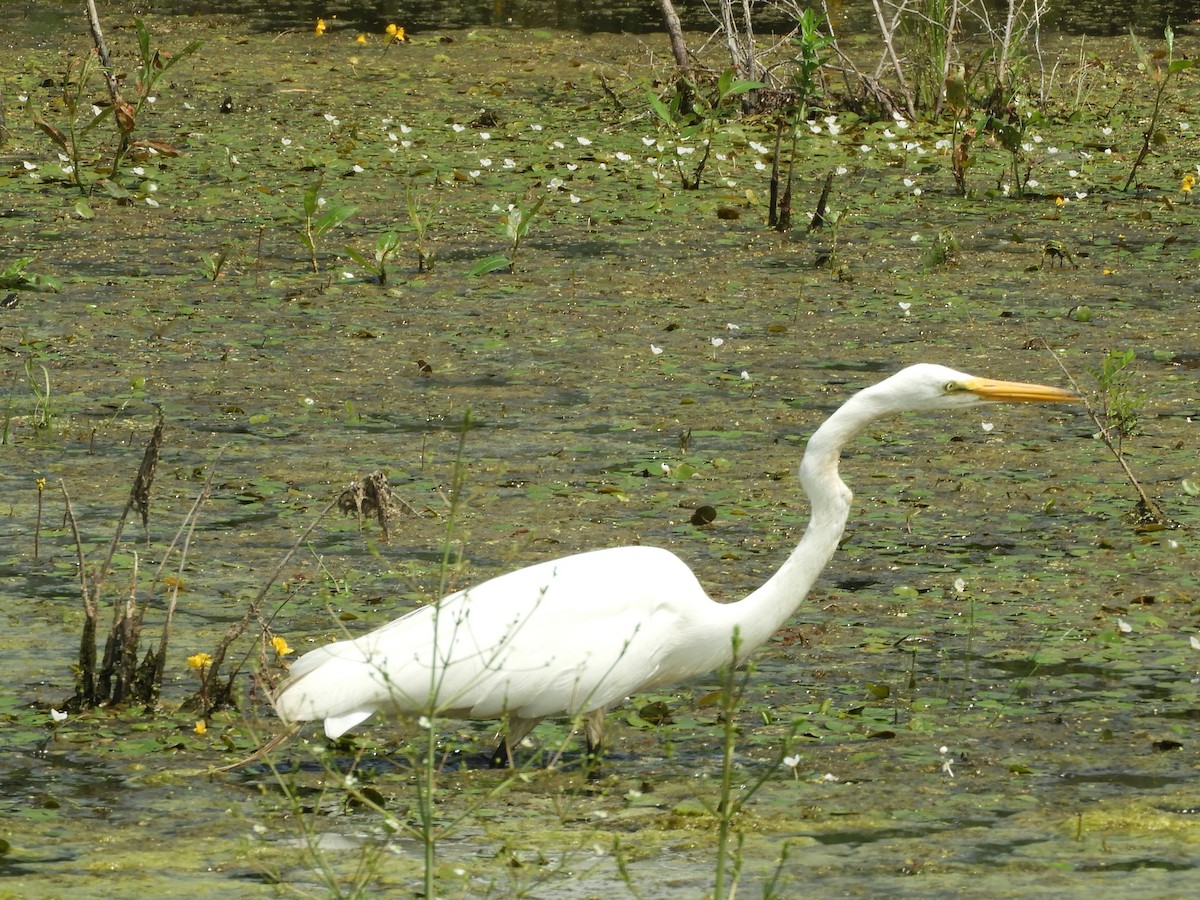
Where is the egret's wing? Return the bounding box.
[275,545,707,736]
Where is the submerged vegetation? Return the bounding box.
[1,1,1198,896]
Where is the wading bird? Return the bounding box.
[274,364,1073,765]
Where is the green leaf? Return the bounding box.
[647,91,674,127]
[135,17,152,65]
[313,204,356,236]
[468,255,512,276]
[34,119,68,152]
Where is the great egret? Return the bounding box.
[274,364,1074,765]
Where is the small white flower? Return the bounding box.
[548,177,565,190]
[754,161,766,171]
[399,124,412,134]
[677,146,695,155]
[479,131,491,140]
[22,160,37,171]
[569,194,581,203]
[303,397,315,407]
[981,422,994,433]
[661,462,671,475]
[725,323,740,331]
[145,197,160,208]
[577,136,592,146]
[740,371,750,381]
[615,151,631,162]
[280,137,292,146]
[50,709,68,723]
[1101,126,1113,136]
[710,337,724,348]
[468,170,481,178]
[502,158,516,168]
[940,750,955,778]
[898,302,911,316]
[650,344,663,355]
[418,716,432,729]
[748,140,769,154]
[451,123,465,132]
[642,136,656,147]
[479,158,492,167]
[1190,635,1200,650]
[530,123,543,131]
[954,578,966,594]
[352,164,364,173]
[1117,618,1133,633]
[835,166,848,176]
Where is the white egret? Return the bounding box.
[274,364,1074,765]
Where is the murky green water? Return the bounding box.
[2,4,1199,897]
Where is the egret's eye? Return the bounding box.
[944,381,963,393]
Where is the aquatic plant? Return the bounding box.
[34,13,199,192]
[295,174,357,273]
[1124,25,1196,191]
[346,231,402,284]
[0,256,59,292]
[405,186,436,273]
[1049,348,1170,527]
[648,68,763,190]
[470,195,544,275]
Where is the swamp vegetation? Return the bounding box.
[1,2,1199,897]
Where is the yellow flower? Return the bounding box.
[36,477,46,493]
[194,720,207,735]
[187,652,213,670]
[271,636,294,658]
[1054,195,1064,207]
[355,33,367,45]
[1183,174,1196,194]
[315,17,327,36]
[385,23,409,43]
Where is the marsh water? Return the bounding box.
[2,3,1199,897]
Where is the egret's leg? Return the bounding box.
[490,714,540,768]
[583,708,606,760]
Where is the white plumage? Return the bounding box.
[274,364,1074,763]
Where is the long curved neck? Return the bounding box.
[712,384,892,660]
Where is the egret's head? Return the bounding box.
[879,364,1077,412]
